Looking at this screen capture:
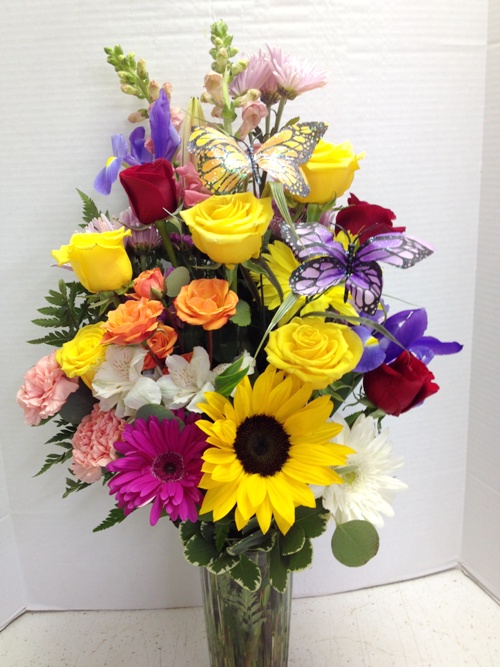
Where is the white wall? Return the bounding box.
[0,0,488,625]
[462,0,500,601]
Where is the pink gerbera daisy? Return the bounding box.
[107,412,207,525]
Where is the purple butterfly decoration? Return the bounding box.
[281,223,433,315]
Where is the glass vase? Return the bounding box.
[200,550,292,667]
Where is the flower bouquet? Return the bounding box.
[17,20,462,666]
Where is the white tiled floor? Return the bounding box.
[1,569,499,666]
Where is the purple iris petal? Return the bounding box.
[410,337,463,365]
[353,326,386,372]
[149,89,181,161]
[127,127,153,165]
[382,308,462,365]
[94,134,128,195]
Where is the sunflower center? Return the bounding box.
[234,414,291,476]
[151,452,184,482]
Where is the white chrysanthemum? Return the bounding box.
[321,414,407,528]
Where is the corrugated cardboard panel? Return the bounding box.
[0,0,490,622]
[462,0,500,601]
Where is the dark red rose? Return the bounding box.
[119,158,177,225]
[363,351,439,416]
[336,193,405,244]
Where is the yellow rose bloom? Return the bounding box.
[52,228,133,293]
[180,192,273,265]
[56,323,106,388]
[293,140,365,204]
[265,316,363,390]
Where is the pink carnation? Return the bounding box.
[71,405,125,483]
[17,352,79,426]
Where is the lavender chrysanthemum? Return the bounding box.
[107,413,207,525]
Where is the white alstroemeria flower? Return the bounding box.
[92,345,149,417]
[123,375,162,413]
[157,347,219,413]
[320,414,407,528]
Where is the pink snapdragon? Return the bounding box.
[17,352,79,426]
[71,404,125,483]
[176,162,211,207]
[236,100,269,139]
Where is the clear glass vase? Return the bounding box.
[200,550,292,667]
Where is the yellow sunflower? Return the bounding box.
[253,240,357,321]
[196,366,353,535]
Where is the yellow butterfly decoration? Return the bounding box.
[187,122,328,197]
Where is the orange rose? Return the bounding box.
[102,298,164,345]
[143,324,178,370]
[132,268,164,299]
[174,279,238,331]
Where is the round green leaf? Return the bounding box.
[331,520,379,567]
[165,266,190,297]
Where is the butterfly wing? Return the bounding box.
[281,222,343,261]
[290,256,347,297]
[347,261,383,315]
[357,233,433,268]
[187,126,251,194]
[255,122,327,197]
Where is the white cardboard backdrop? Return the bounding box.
[0,0,491,628]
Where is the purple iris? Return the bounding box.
[354,307,462,374]
[380,308,462,365]
[94,89,180,196]
[149,89,181,162]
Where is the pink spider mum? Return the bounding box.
[107,413,207,525]
[267,46,328,100]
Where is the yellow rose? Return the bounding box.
[265,317,363,390]
[56,323,106,388]
[180,192,273,265]
[52,228,133,293]
[293,140,364,204]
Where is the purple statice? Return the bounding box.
[107,413,207,525]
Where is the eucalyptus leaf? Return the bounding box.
[230,300,251,327]
[135,404,183,428]
[165,266,191,297]
[331,520,380,567]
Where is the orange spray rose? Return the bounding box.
[174,279,238,331]
[102,298,164,345]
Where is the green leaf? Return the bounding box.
[165,266,190,297]
[214,521,231,552]
[135,404,183,428]
[93,507,127,532]
[76,189,101,223]
[31,317,63,328]
[183,534,219,567]
[288,538,313,572]
[331,520,380,567]
[230,300,251,327]
[269,538,290,593]
[62,477,91,498]
[27,331,72,347]
[226,530,271,556]
[213,355,249,397]
[229,554,262,592]
[280,524,305,556]
[34,450,72,476]
[205,552,240,574]
[294,500,330,539]
[179,520,201,545]
[58,384,96,425]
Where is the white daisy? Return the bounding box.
[321,414,407,528]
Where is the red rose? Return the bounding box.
[363,351,439,416]
[336,193,405,244]
[119,158,177,225]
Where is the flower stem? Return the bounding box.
[155,219,178,267]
